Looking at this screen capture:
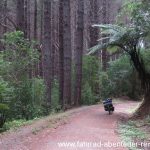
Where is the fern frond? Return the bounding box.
[87,43,109,55]
[88,24,144,55]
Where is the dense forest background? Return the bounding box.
[0,0,149,128]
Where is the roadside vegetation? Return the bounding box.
[0,108,73,133]
[119,117,150,150]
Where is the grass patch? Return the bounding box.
[118,121,147,150]
[0,111,68,133]
[0,106,84,134]
[0,119,33,132]
[0,117,42,133]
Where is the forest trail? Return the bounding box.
[0,101,138,150]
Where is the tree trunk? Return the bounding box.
[27,0,31,40]
[62,0,72,107]
[24,0,28,38]
[59,0,64,109]
[40,0,44,44]
[133,91,150,118]
[51,0,55,81]
[129,49,150,118]
[3,0,7,34]
[34,0,37,40]
[101,0,109,71]
[43,0,52,109]
[16,0,25,32]
[89,0,99,47]
[74,0,84,106]
[0,1,4,50]
[39,0,44,77]
[53,0,60,79]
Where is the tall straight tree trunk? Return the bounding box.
[24,0,28,38]
[27,0,31,40]
[39,0,44,77]
[2,0,7,51]
[53,1,60,79]
[43,0,52,109]
[3,0,7,33]
[62,0,72,107]
[33,0,39,77]
[74,0,84,106]
[34,0,37,40]
[59,0,64,108]
[0,0,5,50]
[40,1,43,44]
[101,0,108,71]
[89,0,99,47]
[16,0,25,32]
[51,0,55,81]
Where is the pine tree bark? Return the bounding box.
[27,0,31,40]
[51,0,55,81]
[43,0,52,108]
[40,0,44,44]
[59,0,64,108]
[89,0,99,47]
[62,0,72,107]
[0,1,4,50]
[24,0,28,38]
[34,0,37,40]
[101,0,109,71]
[3,0,7,33]
[74,0,84,106]
[16,0,25,32]
[39,0,44,77]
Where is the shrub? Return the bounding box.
[99,72,113,98]
[0,31,46,120]
[0,103,9,128]
[51,79,61,112]
[0,31,39,83]
[9,78,46,120]
[0,78,12,128]
[99,55,142,99]
[81,82,94,105]
[81,56,101,105]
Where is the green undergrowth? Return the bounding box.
[0,108,72,133]
[0,119,37,132]
[118,117,150,150]
[0,113,66,133]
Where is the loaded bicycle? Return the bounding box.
[103,98,114,115]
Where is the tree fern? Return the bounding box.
[88,24,146,55]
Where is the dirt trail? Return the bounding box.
[0,101,138,150]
